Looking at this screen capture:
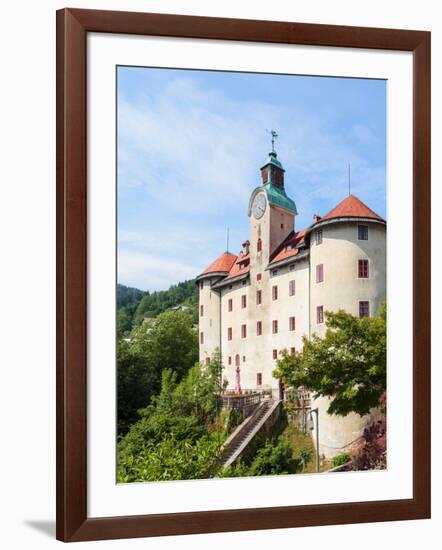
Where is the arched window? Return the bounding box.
[235,354,240,367]
[257,238,262,252]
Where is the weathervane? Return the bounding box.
[266,129,278,153]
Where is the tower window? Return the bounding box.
[359,301,370,318]
[358,225,369,240]
[289,280,296,296]
[241,324,247,338]
[228,356,232,365]
[257,321,262,335]
[241,294,247,308]
[289,316,296,331]
[227,327,232,341]
[272,349,278,360]
[280,223,284,230]
[315,229,323,245]
[228,298,233,312]
[317,306,324,324]
[358,259,369,278]
[257,373,262,385]
[242,356,246,363]
[272,320,278,334]
[272,285,278,300]
[200,305,204,317]
[257,238,262,252]
[256,273,262,281]
[316,264,324,283]
[256,290,262,305]
[200,332,204,345]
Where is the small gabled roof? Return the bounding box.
[269,228,307,265]
[320,194,384,223]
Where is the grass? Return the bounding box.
[281,422,332,474]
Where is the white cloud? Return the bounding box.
[118,250,199,291]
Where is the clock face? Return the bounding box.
[253,193,267,219]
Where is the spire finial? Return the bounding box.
[266,129,278,154]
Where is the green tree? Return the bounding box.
[274,303,386,417]
[118,351,227,482]
[117,310,199,434]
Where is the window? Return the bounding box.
[317,306,324,324]
[241,294,247,308]
[289,280,296,296]
[358,259,369,278]
[257,321,262,336]
[358,224,369,240]
[242,356,246,363]
[316,263,324,283]
[280,223,284,230]
[315,229,323,245]
[199,281,204,289]
[256,273,262,281]
[200,332,204,344]
[228,356,232,365]
[241,324,247,338]
[289,264,295,272]
[227,327,232,341]
[200,305,204,317]
[272,269,278,276]
[228,298,233,312]
[256,289,262,305]
[257,373,262,385]
[242,279,247,286]
[290,347,296,355]
[272,349,278,360]
[257,238,262,252]
[289,316,296,331]
[286,244,293,251]
[240,262,246,270]
[205,358,210,365]
[359,301,370,318]
[272,320,278,334]
[272,285,278,300]
[229,284,233,290]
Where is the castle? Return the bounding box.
[196,143,386,457]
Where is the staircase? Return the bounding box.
[220,399,281,469]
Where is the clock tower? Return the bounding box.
[248,135,297,270]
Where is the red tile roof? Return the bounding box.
[269,229,307,265]
[200,252,237,276]
[320,194,384,222]
[226,253,250,280]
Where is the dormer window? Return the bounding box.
[286,244,293,251]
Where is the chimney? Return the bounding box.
[242,240,250,255]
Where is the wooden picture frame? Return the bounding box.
[56,8,431,542]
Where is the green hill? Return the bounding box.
[117,280,198,336]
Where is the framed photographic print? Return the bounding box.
[56,8,431,542]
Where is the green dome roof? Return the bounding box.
[262,183,297,214]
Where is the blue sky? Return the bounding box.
[117,66,386,292]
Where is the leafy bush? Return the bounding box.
[332,453,351,468]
